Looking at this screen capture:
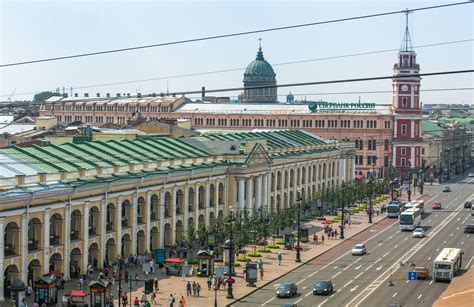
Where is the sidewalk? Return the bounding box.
[16,195,401,307]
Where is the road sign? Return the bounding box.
[408,271,417,280]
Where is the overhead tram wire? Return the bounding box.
[0,1,471,68]
[2,38,472,98]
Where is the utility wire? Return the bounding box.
[0,1,471,68]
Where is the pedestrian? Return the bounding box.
[149,259,154,273]
[186,281,191,296]
[321,234,325,245]
[151,290,157,304]
[335,230,338,238]
[258,259,263,270]
[79,277,84,290]
[125,270,129,283]
[154,278,159,292]
[179,296,186,307]
[277,252,282,266]
[192,281,197,296]
[197,283,201,297]
[134,297,140,307]
[169,294,176,307]
[135,272,139,285]
[122,292,128,306]
[313,233,316,244]
[260,268,264,281]
[207,277,212,290]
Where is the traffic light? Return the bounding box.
[144,279,153,294]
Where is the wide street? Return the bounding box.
[233,174,474,307]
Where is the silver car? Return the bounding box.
[413,227,425,238]
[351,244,367,255]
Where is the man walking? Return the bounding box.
[277,252,282,266]
[186,281,191,296]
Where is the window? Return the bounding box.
[402,97,407,108]
[401,158,406,167]
[401,124,407,135]
[359,140,363,150]
[384,156,389,167]
[368,140,372,150]
[372,140,376,150]
[384,140,389,151]
[401,147,406,156]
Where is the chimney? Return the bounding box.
[106,93,110,98]
[63,93,68,98]
[127,93,131,97]
[151,93,157,97]
[116,93,121,97]
[172,93,176,97]
[202,86,205,99]
[96,93,101,98]
[160,92,165,97]
[84,93,89,98]
[137,93,142,98]
[74,93,79,97]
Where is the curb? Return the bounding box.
[227,211,390,306]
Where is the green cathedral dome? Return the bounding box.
[244,48,275,77]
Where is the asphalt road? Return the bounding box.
[233,175,474,307]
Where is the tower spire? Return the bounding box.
[258,38,262,51]
[400,9,413,52]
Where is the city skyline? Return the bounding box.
[1,1,473,103]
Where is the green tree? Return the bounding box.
[33,91,61,103]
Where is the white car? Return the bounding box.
[413,227,425,238]
[351,244,367,255]
[468,172,474,177]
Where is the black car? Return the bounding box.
[464,201,472,208]
[464,224,474,234]
[313,280,333,295]
[276,283,297,298]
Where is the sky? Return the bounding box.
[1,0,473,104]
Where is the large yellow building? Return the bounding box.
[0,130,355,301]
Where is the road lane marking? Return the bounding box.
[435,214,438,217]
[343,280,353,288]
[376,265,383,271]
[406,280,409,284]
[444,240,447,244]
[430,280,434,285]
[318,298,328,307]
[418,294,423,300]
[354,258,362,263]
[261,297,275,306]
[308,271,319,278]
[404,237,408,241]
[355,265,362,270]
[347,192,474,307]
[305,291,312,297]
[355,272,364,279]
[382,252,390,257]
[330,289,338,297]
[294,297,303,304]
[333,266,338,269]
[303,286,307,290]
[364,264,374,272]
[343,264,352,271]
[456,227,459,230]
[374,258,382,264]
[396,231,400,234]
[296,278,306,285]
[450,233,454,237]
[393,292,398,298]
[465,256,474,269]
[436,248,440,252]
[427,257,431,261]
[332,272,342,278]
[394,245,399,249]
[350,285,359,292]
[388,235,393,239]
[377,243,383,247]
[428,219,432,223]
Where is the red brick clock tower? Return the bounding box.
[392,11,422,174]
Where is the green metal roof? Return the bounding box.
[244,48,275,77]
[201,130,328,149]
[421,120,444,137]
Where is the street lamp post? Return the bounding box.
[226,208,235,299]
[368,178,373,224]
[340,179,345,239]
[295,190,302,263]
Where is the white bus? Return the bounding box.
[433,248,463,282]
[399,208,422,231]
[403,200,425,213]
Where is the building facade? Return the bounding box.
[0,130,354,301]
[243,44,277,103]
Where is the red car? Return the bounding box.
[432,202,442,209]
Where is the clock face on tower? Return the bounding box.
[401,85,408,92]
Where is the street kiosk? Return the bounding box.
[197,250,215,277]
[34,276,58,306]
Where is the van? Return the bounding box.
[471,206,474,216]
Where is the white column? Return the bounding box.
[410,120,415,138]
[215,180,220,218]
[305,165,309,199]
[64,204,71,280]
[281,169,285,194]
[145,192,152,254]
[0,217,5,302]
[205,182,211,226]
[43,209,51,275]
[100,199,107,265]
[194,184,199,231]
[132,192,138,255]
[83,202,90,273]
[172,186,177,244]
[392,146,397,168]
[238,178,245,211]
[262,173,268,211]
[256,175,262,210]
[411,146,415,167]
[21,213,28,283]
[246,177,253,214]
[116,197,123,257]
[394,119,398,138]
[184,185,189,239]
[351,158,356,181]
[159,189,165,248]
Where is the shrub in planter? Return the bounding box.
[257,248,272,253]
[234,262,241,267]
[276,240,284,245]
[187,259,199,265]
[236,257,251,263]
[247,253,262,257]
[266,244,280,249]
